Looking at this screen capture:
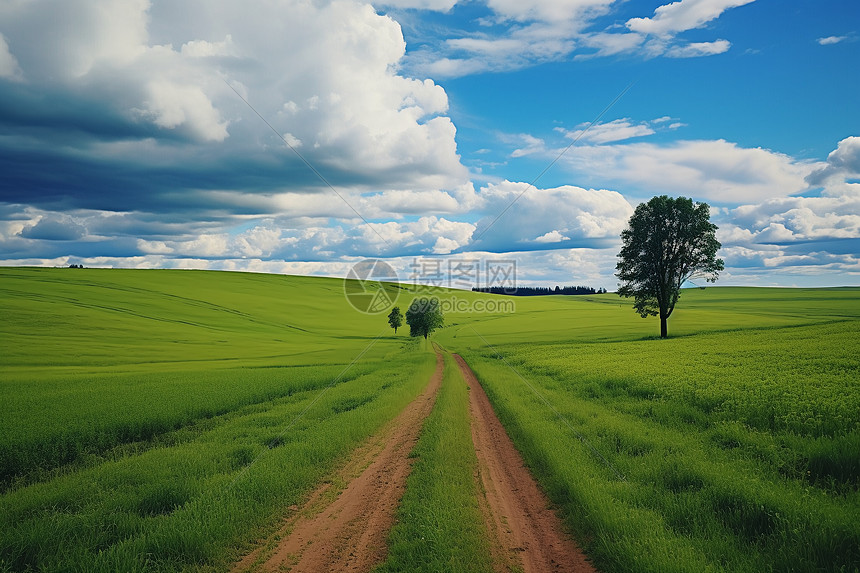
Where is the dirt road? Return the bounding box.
[233,350,443,573]
[454,353,597,573]
[234,349,596,573]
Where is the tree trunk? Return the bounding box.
[660,315,668,338]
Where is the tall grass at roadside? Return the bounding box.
[457,320,860,572]
[0,348,436,572]
[0,364,375,488]
[375,350,494,573]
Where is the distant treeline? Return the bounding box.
[471,285,606,296]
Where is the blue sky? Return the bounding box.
[0,0,858,289]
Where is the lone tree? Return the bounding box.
[387,306,403,334]
[616,195,723,339]
[405,297,444,340]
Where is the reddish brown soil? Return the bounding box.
[234,349,597,573]
[454,353,598,573]
[232,349,443,573]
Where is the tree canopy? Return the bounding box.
[405,297,444,340]
[387,306,403,334]
[616,195,723,338]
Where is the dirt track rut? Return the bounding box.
[234,349,596,573]
[233,350,443,572]
[455,353,597,573]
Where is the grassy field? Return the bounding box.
[0,268,436,571]
[2,267,858,572]
[437,287,860,572]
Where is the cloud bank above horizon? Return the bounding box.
[0,0,858,288]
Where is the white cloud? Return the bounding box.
[180,35,236,58]
[417,22,581,76]
[665,39,731,58]
[817,35,848,45]
[510,134,546,157]
[626,0,756,36]
[806,136,860,187]
[470,181,634,251]
[233,225,284,258]
[130,214,477,260]
[576,31,645,59]
[140,79,229,142]
[0,33,23,81]
[534,230,571,243]
[561,118,656,144]
[376,0,459,11]
[484,0,615,25]
[407,0,752,76]
[0,0,150,79]
[361,216,477,254]
[556,139,819,203]
[727,195,860,244]
[136,239,173,255]
[282,133,302,148]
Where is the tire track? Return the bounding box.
[233,348,443,573]
[454,353,597,573]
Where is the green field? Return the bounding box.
[436,287,860,572]
[0,268,437,571]
[1,267,858,572]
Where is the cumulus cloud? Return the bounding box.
[4,203,479,262]
[555,138,818,203]
[806,136,860,187]
[708,136,860,283]
[726,196,860,244]
[0,0,469,215]
[139,80,229,142]
[20,216,87,241]
[534,230,571,243]
[467,181,634,252]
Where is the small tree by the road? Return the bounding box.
[387,306,403,334]
[616,195,724,339]
[405,297,444,340]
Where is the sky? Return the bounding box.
[1,0,858,290]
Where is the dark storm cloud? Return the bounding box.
[0,137,335,214]
[0,0,467,233]
[19,216,86,241]
[0,82,165,142]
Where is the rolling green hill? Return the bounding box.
[1,267,858,572]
